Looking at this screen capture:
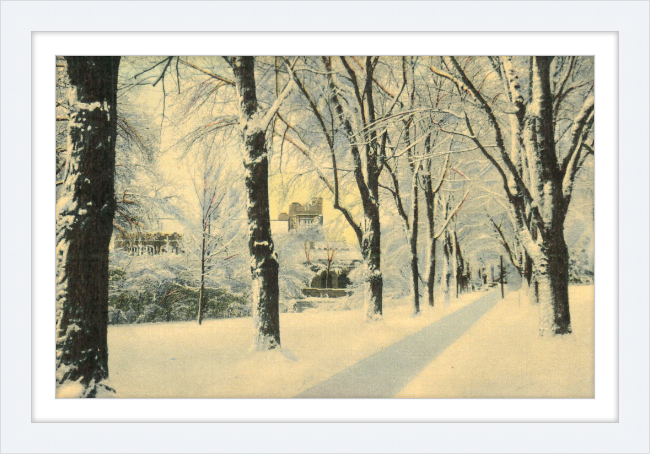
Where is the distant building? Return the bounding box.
[114,231,184,256]
[277,197,324,231]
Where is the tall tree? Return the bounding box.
[421,144,450,307]
[194,153,225,324]
[417,137,466,307]
[228,56,294,349]
[431,56,593,335]
[56,56,121,397]
[324,57,384,319]
[181,141,244,325]
[380,57,423,314]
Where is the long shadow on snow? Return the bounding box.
[294,290,503,398]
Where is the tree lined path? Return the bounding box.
[53,56,593,398]
[295,290,502,398]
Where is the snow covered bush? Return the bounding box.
[125,308,138,324]
[569,248,594,284]
[171,304,194,322]
[108,307,127,325]
[137,304,166,323]
[274,228,322,300]
[108,254,252,323]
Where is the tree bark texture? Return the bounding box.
[56,56,120,397]
[232,57,281,350]
[534,224,571,334]
[361,207,383,320]
[522,57,572,335]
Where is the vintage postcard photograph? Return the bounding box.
[55,56,594,399]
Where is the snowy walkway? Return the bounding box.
[294,290,502,398]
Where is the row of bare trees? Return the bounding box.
[287,56,592,336]
[427,56,593,335]
[280,57,468,318]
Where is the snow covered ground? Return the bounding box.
[106,293,479,398]
[396,285,594,398]
[105,286,593,398]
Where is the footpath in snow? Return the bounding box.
[295,290,501,398]
[396,285,595,398]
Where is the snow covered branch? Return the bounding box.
[260,58,297,128]
[434,190,470,239]
[561,95,595,201]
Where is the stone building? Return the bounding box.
[277,197,324,231]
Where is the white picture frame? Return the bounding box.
[1,1,648,453]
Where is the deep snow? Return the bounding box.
[105,293,479,398]
[101,286,594,398]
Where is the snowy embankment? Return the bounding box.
[396,285,594,398]
[106,293,480,398]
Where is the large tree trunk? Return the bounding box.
[536,226,572,335]
[232,57,281,350]
[56,56,120,397]
[523,57,572,335]
[363,59,384,321]
[361,206,383,320]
